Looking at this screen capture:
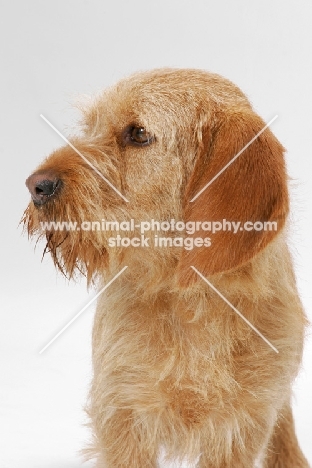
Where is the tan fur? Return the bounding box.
[23,69,309,467]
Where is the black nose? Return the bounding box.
[26,171,62,206]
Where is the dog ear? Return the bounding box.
[177,109,289,286]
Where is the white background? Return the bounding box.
[1,1,311,467]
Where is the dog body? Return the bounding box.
[24,69,309,467]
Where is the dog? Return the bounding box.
[24,69,309,467]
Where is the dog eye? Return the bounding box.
[122,125,154,147]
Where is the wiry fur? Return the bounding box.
[23,69,309,467]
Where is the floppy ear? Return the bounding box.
[177,109,289,286]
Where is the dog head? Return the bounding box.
[23,69,288,285]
